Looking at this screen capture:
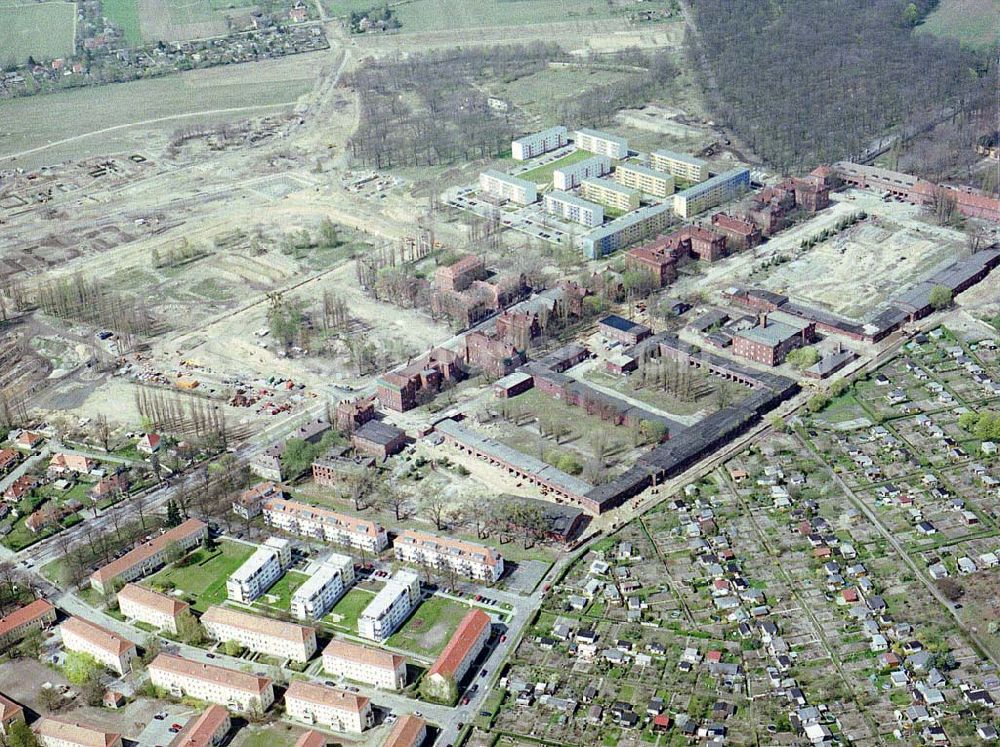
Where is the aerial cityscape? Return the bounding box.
[0,1,998,746]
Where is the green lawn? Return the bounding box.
[145,540,254,612]
[253,571,309,613]
[322,587,375,633]
[387,596,472,658]
[917,0,999,49]
[518,149,595,185]
[101,0,141,45]
[0,3,75,66]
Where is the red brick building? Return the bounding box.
[732,311,815,366]
[464,331,525,378]
[351,421,407,461]
[710,213,762,251]
[495,310,541,349]
[335,397,376,433]
[377,348,462,412]
[624,240,679,288]
[434,255,486,292]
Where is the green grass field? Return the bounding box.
[146,540,254,612]
[393,0,663,32]
[101,0,141,45]
[518,149,595,185]
[321,0,381,16]
[254,571,309,612]
[918,0,999,49]
[387,596,471,658]
[0,2,75,66]
[322,587,375,633]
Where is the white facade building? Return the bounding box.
[358,570,421,641]
[322,639,407,690]
[263,498,388,553]
[117,583,189,634]
[226,537,292,604]
[60,617,137,676]
[552,155,612,191]
[148,654,275,713]
[201,606,317,663]
[285,681,373,734]
[574,128,628,159]
[542,191,604,227]
[478,170,538,205]
[394,530,504,583]
[291,554,355,621]
[511,126,568,161]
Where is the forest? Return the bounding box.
[689,0,995,175]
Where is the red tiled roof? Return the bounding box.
[0,692,23,723]
[61,616,136,657]
[90,519,206,584]
[149,654,271,695]
[383,714,427,747]
[284,681,369,714]
[294,731,328,747]
[427,609,490,679]
[168,704,229,747]
[0,599,55,639]
[322,639,403,672]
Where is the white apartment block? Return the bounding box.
[90,519,208,594]
[201,606,317,663]
[672,167,751,219]
[226,537,291,604]
[552,154,612,191]
[59,616,137,676]
[149,654,275,713]
[358,569,420,642]
[117,583,189,634]
[291,554,355,621]
[285,681,373,734]
[263,498,388,554]
[322,639,407,690]
[580,178,641,212]
[34,717,123,747]
[649,149,709,183]
[511,126,568,160]
[614,162,675,198]
[394,530,504,583]
[543,191,604,227]
[574,128,628,159]
[478,170,537,205]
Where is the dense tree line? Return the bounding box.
[688,0,991,173]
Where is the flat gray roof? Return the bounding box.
[652,149,706,168]
[583,178,638,197]
[583,202,671,242]
[546,190,604,212]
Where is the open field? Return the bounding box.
[146,540,255,612]
[918,0,1000,49]
[0,52,321,164]
[756,210,966,320]
[392,0,671,33]
[137,0,246,43]
[103,0,143,45]
[0,2,76,66]
[387,596,471,658]
[496,67,642,126]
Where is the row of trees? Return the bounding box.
[133,387,229,446]
[33,274,155,353]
